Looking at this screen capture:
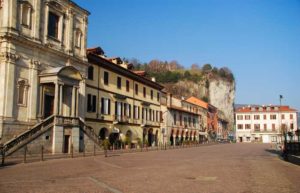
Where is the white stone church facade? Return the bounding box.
[0,0,93,155]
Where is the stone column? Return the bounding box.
[28,61,39,121]
[59,84,63,116]
[71,86,76,117]
[4,55,16,119]
[38,84,44,119]
[54,83,60,115]
[75,87,79,117]
[173,135,176,147]
[43,3,49,44]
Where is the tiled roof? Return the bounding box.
[236,105,297,113]
[185,96,208,109]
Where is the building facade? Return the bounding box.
[235,105,298,143]
[161,94,204,146]
[85,48,164,148]
[0,0,91,154]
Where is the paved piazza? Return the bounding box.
[0,144,300,193]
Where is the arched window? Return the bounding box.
[87,66,94,80]
[17,79,28,106]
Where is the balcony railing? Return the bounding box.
[114,115,130,123]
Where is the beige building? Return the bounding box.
[84,47,164,148]
[161,94,205,146]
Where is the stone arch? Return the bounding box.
[125,130,132,145]
[148,128,154,146]
[99,127,108,140]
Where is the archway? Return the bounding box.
[175,130,180,145]
[148,128,154,146]
[99,127,108,140]
[170,129,174,146]
[109,132,119,148]
[125,130,132,148]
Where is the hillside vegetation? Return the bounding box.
[125,59,235,84]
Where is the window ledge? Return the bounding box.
[47,36,61,43]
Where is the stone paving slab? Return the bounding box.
[0,144,300,193]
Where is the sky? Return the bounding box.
[74,0,300,111]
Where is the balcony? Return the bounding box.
[114,115,130,123]
[141,120,160,127]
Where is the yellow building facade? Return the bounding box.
[85,48,164,148]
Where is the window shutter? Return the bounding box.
[108,99,111,114]
[87,94,91,111]
[115,101,117,116]
[129,104,131,118]
[101,98,104,114]
[92,95,96,112]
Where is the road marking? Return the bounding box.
[89,176,123,193]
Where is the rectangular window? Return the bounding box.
[188,117,191,126]
[270,114,277,120]
[245,124,251,129]
[48,12,59,39]
[245,115,250,120]
[254,124,260,131]
[117,77,122,89]
[135,84,138,95]
[193,118,196,127]
[263,115,267,120]
[281,114,285,119]
[290,114,293,119]
[88,66,94,80]
[237,115,243,120]
[291,123,294,130]
[104,71,109,85]
[87,94,96,112]
[237,124,243,129]
[101,98,111,115]
[151,90,153,100]
[254,115,260,120]
[264,124,267,131]
[272,124,276,131]
[143,87,146,98]
[157,92,160,102]
[126,80,130,92]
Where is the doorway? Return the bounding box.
[239,137,243,143]
[63,135,70,153]
[44,94,54,118]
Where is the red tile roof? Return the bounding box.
[186,96,208,109]
[236,105,297,113]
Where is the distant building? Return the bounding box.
[235,105,298,143]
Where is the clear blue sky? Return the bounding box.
[74,0,300,111]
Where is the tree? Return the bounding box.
[202,64,212,72]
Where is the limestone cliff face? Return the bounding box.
[208,79,235,129]
[162,77,235,130]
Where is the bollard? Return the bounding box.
[93,144,96,156]
[1,152,5,166]
[24,145,27,163]
[71,144,74,158]
[41,145,44,161]
[83,145,85,157]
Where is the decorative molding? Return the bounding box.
[0,52,20,62]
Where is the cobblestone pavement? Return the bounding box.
[0,143,300,193]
